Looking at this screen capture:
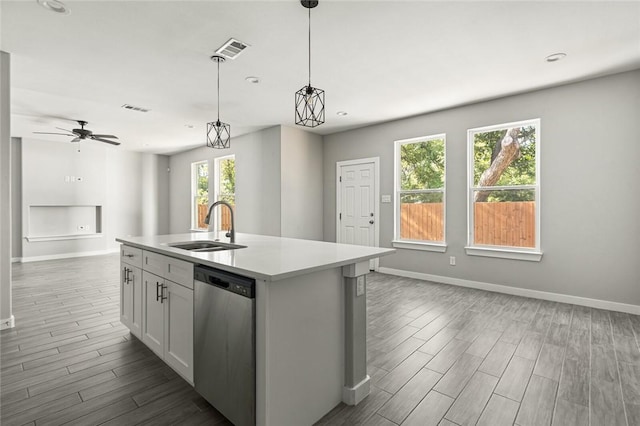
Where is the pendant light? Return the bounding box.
[207,55,231,149]
[295,0,325,128]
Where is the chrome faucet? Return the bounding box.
[204,201,235,243]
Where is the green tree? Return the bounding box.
[400,139,444,203]
[219,158,235,204]
[473,126,536,202]
[196,162,208,205]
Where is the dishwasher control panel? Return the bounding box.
[194,265,256,299]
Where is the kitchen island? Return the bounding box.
[116,232,394,426]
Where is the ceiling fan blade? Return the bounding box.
[33,132,76,136]
[70,137,82,143]
[92,137,121,146]
[91,134,118,139]
[56,127,75,133]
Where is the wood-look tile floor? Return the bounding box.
[1,255,639,425]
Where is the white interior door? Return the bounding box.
[337,159,378,270]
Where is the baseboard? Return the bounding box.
[342,375,371,406]
[19,248,120,263]
[1,315,15,330]
[378,267,640,315]
[11,257,21,263]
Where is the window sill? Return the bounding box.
[392,240,447,253]
[25,234,103,242]
[190,228,209,233]
[465,246,543,262]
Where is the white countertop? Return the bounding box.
[116,232,395,281]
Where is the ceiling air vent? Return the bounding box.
[215,38,249,60]
[121,104,150,113]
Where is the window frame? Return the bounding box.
[190,160,209,232]
[213,154,236,232]
[392,134,447,252]
[465,118,542,261]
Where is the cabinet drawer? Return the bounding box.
[142,250,193,289]
[143,250,168,278]
[166,258,193,290]
[121,245,142,268]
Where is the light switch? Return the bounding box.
[381,195,391,203]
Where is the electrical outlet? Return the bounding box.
[64,175,70,183]
[381,195,391,203]
[84,225,90,231]
[356,276,365,296]
[449,256,456,266]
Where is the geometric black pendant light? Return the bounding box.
[295,0,325,128]
[207,55,231,149]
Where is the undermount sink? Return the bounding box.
[168,240,247,252]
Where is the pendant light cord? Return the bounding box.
[217,59,220,122]
[308,6,311,87]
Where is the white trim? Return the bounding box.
[1,315,15,330]
[342,375,371,406]
[394,134,447,246]
[191,160,208,230]
[378,267,640,315]
[467,119,541,253]
[189,228,208,233]
[336,157,380,271]
[25,233,103,242]
[465,246,542,262]
[11,257,21,263]
[392,240,447,253]
[213,154,236,232]
[19,248,119,263]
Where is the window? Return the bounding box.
[393,134,446,251]
[191,161,209,231]
[467,119,541,261]
[213,155,236,231]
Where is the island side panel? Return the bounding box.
[256,267,344,426]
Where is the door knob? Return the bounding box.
[369,220,374,224]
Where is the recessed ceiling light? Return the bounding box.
[37,0,70,14]
[336,111,348,116]
[245,76,260,84]
[545,53,567,63]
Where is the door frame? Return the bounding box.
[335,157,380,271]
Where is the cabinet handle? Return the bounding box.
[156,281,161,302]
[125,254,134,258]
[123,267,130,284]
[161,284,168,303]
[126,268,133,283]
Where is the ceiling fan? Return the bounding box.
[34,120,120,145]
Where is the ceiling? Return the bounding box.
[2,1,639,155]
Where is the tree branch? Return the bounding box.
[475,128,520,202]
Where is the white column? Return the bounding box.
[0,50,14,329]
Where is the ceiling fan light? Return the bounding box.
[206,121,231,149]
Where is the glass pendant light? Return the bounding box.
[207,55,231,149]
[295,0,325,128]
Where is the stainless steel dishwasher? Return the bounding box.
[194,265,255,426]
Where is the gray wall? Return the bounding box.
[17,137,169,259]
[323,70,640,306]
[169,126,282,236]
[280,126,323,240]
[1,50,12,325]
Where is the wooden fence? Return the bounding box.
[197,204,233,230]
[400,201,535,247]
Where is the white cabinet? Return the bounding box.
[121,245,194,384]
[141,266,194,384]
[164,280,194,382]
[142,271,165,356]
[121,256,142,338]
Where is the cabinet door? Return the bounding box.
[120,264,133,330]
[129,266,143,338]
[164,281,194,384]
[142,271,165,357]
